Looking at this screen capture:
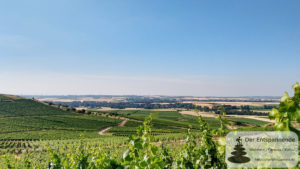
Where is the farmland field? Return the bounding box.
[0,94,298,168]
[0,95,122,140]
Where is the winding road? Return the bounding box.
[98,118,128,135]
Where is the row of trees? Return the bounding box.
[52,101,198,110]
[51,101,273,116]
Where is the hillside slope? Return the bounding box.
[0,94,71,117]
[0,94,121,139]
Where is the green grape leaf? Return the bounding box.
[217,137,226,146]
[281,92,290,102]
[150,146,158,155]
[275,122,284,130]
[140,161,148,168]
[292,82,299,90]
[223,119,230,125]
[295,108,300,121]
[123,149,130,161]
[269,108,279,119]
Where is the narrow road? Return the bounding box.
[98,126,113,135]
[98,118,128,135]
[226,115,274,123]
[119,119,128,127]
[179,110,274,123]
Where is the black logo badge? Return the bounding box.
[228,137,250,163]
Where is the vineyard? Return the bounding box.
[0,83,299,168]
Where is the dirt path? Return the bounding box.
[226,115,274,123]
[224,124,238,130]
[179,110,274,123]
[119,119,128,127]
[98,126,113,135]
[180,111,217,118]
[98,118,129,135]
[291,122,300,130]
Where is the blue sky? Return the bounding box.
[0,0,299,96]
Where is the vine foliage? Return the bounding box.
[269,82,300,131]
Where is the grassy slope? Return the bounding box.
[0,94,121,140]
[0,95,70,117]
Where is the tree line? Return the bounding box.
[50,101,275,116]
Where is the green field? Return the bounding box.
[97,109,269,137]
[226,117,269,126]
[0,94,298,168]
[0,96,271,140]
[0,95,121,140]
[0,95,70,117]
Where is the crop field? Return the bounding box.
[0,92,299,168]
[0,115,120,132]
[226,117,269,126]
[0,115,121,139]
[97,110,221,129]
[0,96,270,140]
[0,99,70,117]
[96,109,268,136]
[0,96,122,140]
